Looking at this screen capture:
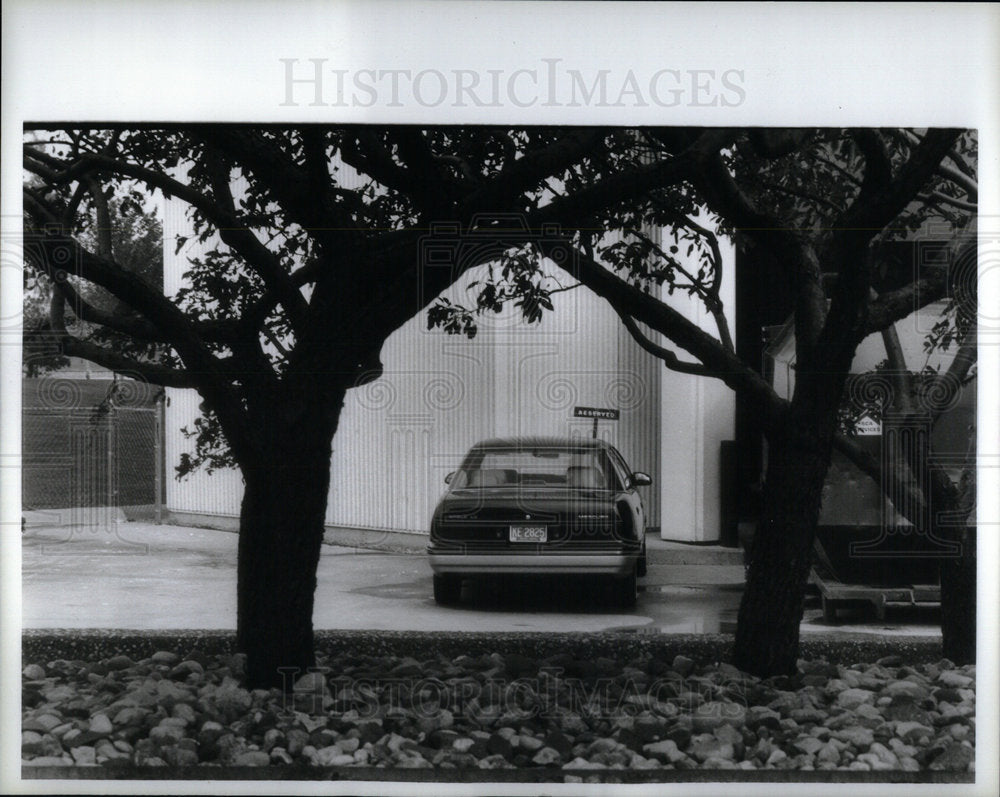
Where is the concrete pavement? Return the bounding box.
[20,514,941,638]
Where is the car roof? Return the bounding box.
[471,436,614,451]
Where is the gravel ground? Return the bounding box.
[21,633,975,780]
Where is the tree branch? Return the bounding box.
[58,335,201,388]
[615,310,712,376]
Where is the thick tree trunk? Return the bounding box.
[235,389,343,689]
[940,526,976,664]
[733,424,833,676]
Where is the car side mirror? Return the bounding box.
[444,471,455,485]
[630,472,652,487]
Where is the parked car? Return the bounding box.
[427,436,651,607]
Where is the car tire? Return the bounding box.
[433,574,462,605]
[637,539,647,578]
[612,567,638,609]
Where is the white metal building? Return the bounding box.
[162,196,736,543]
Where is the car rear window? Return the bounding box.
[457,448,611,489]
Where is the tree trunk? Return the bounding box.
[235,390,342,689]
[940,525,976,664]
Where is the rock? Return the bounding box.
[631,714,670,742]
[23,714,61,734]
[643,739,685,764]
[214,685,253,720]
[516,734,544,752]
[23,663,46,680]
[544,730,574,758]
[284,728,309,756]
[866,742,899,768]
[929,742,974,771]
[216,733,248,765]
[452,736,476,753]
[87,714,113,736]
[168,660,205,679]
[149,724,185,745]
[150,651,179,665]
[833,726,874,749]
[486,732,513,758]
[41,684,77,703]
[164,746,199,767]
[933,687,964,704]
[70,745,96,765]
[690,738,734,763]
[563,756,605,770]
[532,746,562,766]
[893,721,934,744]
[793,736,825,755]
[672,655,695,677]
[937,671,974,689]
[816,741,841,764]
[746,706,782,731]
[25,755,71,766]
[691,701,746,732]
[883,699,932,725]
[171,702,198,725]
[883,680,929,700]
[559,713,590,735]
[293,671,330,694]
[233,750,271,767]
[105,655,133,671]
[766,748,787,766]
[790,708,826,725]
[586,737,619,756]
[836,688,876,710]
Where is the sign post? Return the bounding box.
[573,406,620,438]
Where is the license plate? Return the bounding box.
[509,525,547,543]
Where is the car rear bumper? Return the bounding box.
[427,547,639,576]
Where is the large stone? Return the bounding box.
[833,726,874,749]
[937,671,974,689]
[163,746,199,767]
[883,680,929,700]
[23,713,62,734]
[26,755,71,766]
[929,742,974,772]
[168,660,205,680]
[672,655,695,677]
[233,750,271,767]
[746,706,782,731]
[643,739,685,764]
[793,736,825,755]
[893,721,934,745]
[691,701,746,732]
[70,745,96,765]
[214,685,253,720]
[532,746,562,766]
[22,664,46,680]
[836,688,876,710]
[883,699,932,725]
[88,714,113,736]
[690,738,734,763]
[150,651,179,665]
[816,741,841,765]
[149,724,185,745]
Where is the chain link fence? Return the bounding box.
[22,379,164,528]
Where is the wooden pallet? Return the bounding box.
[811,540,939,622]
